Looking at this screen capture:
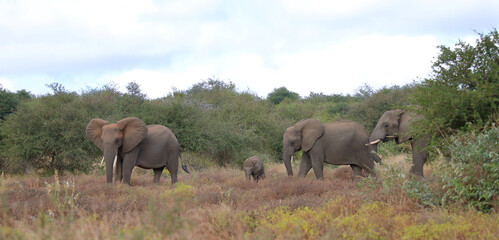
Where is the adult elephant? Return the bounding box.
[368,109,428,176]
[86,117,189,185]
[283,119,380,180]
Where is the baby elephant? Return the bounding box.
[244,156,265,181]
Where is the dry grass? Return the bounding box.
[1,155,497,239]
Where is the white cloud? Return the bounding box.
[0,77,14,90]
[221,34,440,97]
[0,0,497,98]
[281,0,389,19]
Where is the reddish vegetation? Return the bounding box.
[1,156,497,239]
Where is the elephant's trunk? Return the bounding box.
[283,150,293,176]
[370,121,386,144]
[103,146,118,183]
[244,168,252,180]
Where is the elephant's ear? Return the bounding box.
[86,118,109,151]
[301,119,324,152]
[397,110,412,143]
[117,117,148,153]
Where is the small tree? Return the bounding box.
[126,81,147,99]
[411,29,499,136]
[267,87,299,104]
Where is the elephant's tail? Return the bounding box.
[179,152,190,174]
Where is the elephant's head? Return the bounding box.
[282,119,324,176]
[369,110,411,148]
[86,117,148,183]
[244,166,254,180]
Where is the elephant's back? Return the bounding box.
[244,156,262,168]
[326,120,369,141]
[136,125,178,168]
[322,121,373,167]
[147,125,177,142]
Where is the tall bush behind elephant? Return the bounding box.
[86,117,189,185]
[282,119,380,180]
[141,81,289,166]
[347,85,415,133]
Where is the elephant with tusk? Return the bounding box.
[86,117,189,185]
[283,119,380,181]
[368,109,429,176]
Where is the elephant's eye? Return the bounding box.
[114,138,120,144]
[290,140,295,145]
[384,123,389,128]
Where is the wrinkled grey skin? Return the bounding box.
[283,119,379,180]
[86,117,189,185]
[369,109,428,177]
[244,156,265,181]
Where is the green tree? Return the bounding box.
[267,87,299,105]
[411,29,499,136]
[1,86,95,174]
[126,81,147,99]
[0,86,31,120]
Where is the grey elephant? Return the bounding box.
[368,109,429,176]
[244,156,265,181]
[86,117,189,185]
[283,119,380,180]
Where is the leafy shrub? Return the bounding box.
[0,91,95,174]
[441,126,499,212]
[377,141,411,157]
[404,176,441,208]
[411,29,499,138]
[0,87,31,120]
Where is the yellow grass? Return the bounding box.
[0,155,497,239]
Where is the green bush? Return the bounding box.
[377,141,411,157]
[1,91,95,174]
[348,85,414,132]
[411,29,499,138]
[0,87,31,120]
[267,87,299,105]
[441,126,499,212]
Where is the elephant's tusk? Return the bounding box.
[100,156,105,165]
[369,139,382,145]
[291,155,294,163]
[113,155,117,169]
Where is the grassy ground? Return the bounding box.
[1,155,497,239]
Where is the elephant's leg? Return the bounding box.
[351,165,363,182]
[165,151,179,184]
[297,153,312,177]
[310,153,325,180]
[153,167,164,184]
[122,151,139,185]
[168,169,178,184]
[410,138,427,177]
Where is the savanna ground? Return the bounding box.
[1,154,498,240]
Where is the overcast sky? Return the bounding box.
[0,0,497,99]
